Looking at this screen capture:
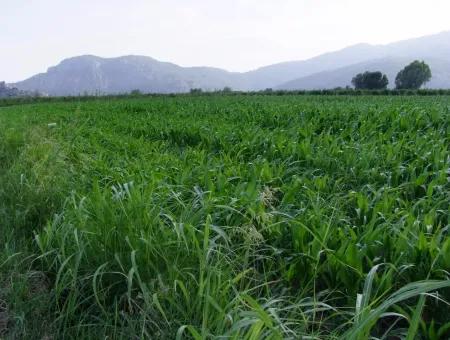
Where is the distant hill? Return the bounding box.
[12,55,249,96]
[277,57,450,90]
[250,31,450,90]
[11,31,450,95]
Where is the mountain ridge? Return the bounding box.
[11,30,450,95]
[277,57,450,90]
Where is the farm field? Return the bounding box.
[0,94,449,339]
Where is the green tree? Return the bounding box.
[190,88,203,94]
[130,89,142,96]
[351,71,389,90]
[395,60,432,89]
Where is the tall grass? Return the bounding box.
[0,95,449,339]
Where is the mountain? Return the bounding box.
[11,31,450,95]
[278,57,450,90]
[250,31,450,90]
[244,43,387,90]
[12,55,248,96]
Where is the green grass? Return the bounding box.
[0,94,449,339]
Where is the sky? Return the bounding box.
[2,0,450,82]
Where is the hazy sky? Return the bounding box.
[2,0,450,82]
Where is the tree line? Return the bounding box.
[352,60,432,90]
[0,81,42,98]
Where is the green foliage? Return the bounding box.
[190,88,203,94]
[4,89,450,108]
[0,95,449,339]
[395,60,432,89]
[130,89,142,96]
[351,71,389,90]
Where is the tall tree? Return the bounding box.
[395,61,432,89]
[351,71,389,90]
